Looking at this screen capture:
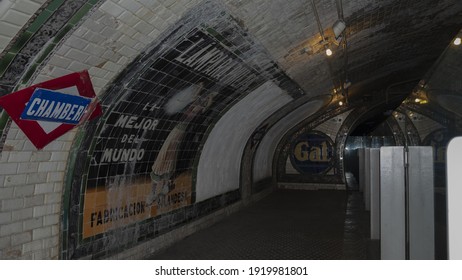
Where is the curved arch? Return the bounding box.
[334,102,412,184]
[274,102,352,186]
[195,81,292,202]
[252,95,331,184]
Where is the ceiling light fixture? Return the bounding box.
[454,37,461,46]
[326,48,333,56]
[338,101,343,106]
[332,19,346,40]
[415,98,421,103]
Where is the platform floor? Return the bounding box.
[147,188,370,260]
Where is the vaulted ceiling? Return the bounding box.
[225,0,462,101]
[1,0,461,102]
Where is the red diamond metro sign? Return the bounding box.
[0,70,103,149]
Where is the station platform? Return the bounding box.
[147,188,371,259]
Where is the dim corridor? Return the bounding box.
[147,189,370,259]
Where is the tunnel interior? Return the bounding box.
[0,0,461,260]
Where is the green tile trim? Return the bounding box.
[21,42,56,84]
[0,52,16,77]
[0,110,11,146]
[19,0,98,85]
[17,0,101,85]
[0,110,9,131]
[53,25,73,43]
[0,5,57,82]
[26,10,53,34]
[1,0,99,81]
[45,0,66,12]
[36,43,57,65]
[62,128,85,253]
[68,3,94,26]
[8,31,34,54]
[20,63,39,85]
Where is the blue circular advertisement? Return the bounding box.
[289,131,335,174]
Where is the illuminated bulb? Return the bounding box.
[326,48,333,56]
[454,37,461,46]
[415,98,421,103]
[409,113,414,117]
[339,101,343,106]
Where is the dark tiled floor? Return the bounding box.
[147,189,370,260]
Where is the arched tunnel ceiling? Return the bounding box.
[226,0,462,99]
[1,0,461,100]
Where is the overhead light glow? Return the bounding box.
[326,48,333,56]
[454,37,461,46]
[338,101,343,106]
[414,98,428,104]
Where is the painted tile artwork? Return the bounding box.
[65,2,291,257]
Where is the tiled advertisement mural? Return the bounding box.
[64,2,295,258]
[81,28,264,238]
[289,131,335,175]
[276,107,353,186]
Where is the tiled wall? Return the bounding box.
[0,0,295,259]
[0,130,75,259]
[34,0,201,96]
[0,0,99,260]
[0,0,211,259]
[0,0,48,53]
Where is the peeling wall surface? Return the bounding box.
[0,0,461,260]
